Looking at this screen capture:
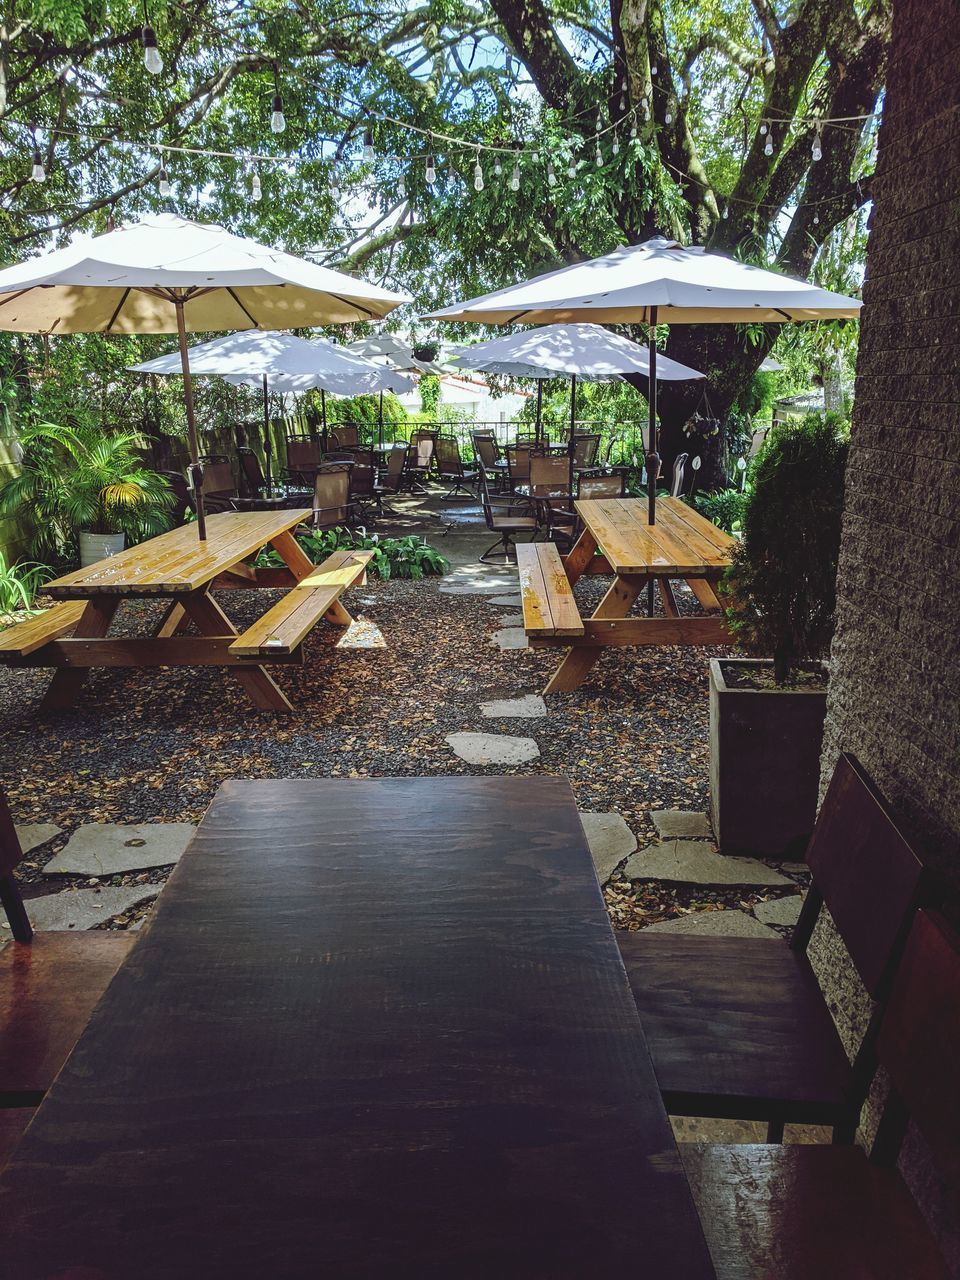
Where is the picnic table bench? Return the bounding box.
[0,511,372,712]
[520,496,735,693]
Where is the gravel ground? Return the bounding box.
[0,546,807,931]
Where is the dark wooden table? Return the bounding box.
[0,777,714,1279]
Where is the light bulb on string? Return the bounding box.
[764,137,774,156]
[363,128,374,163]
[567,151,577,178]
[30,147,46,183]
[329,169,340,201]
[141,25,162,74]
[619,77,628,112]
[425,153,436,184]
[473,157,484,191]
[611,132,620,156]
[493,154,502,176]
[595,113,602,131]
[595,140,602,166]
[630,115,638,139]
[664,107,673,125]
[251,167,262,202]
[759,122,767,136]
[158,166,171,197]
[398,173,406,198]
[546,159,556,187]
[510,160,520,192]
[270,93,285,134]
[811,125,822,162]
[722,204,729,219]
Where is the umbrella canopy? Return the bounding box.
[426,235,859,532]
[0,213,410,538]
[448,323,704,382]
[130,330,413,396]
[425,236,861,325]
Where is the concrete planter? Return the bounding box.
[79,531,125,568]
[708,657,827,861]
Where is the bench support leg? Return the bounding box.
[181,590,293,712]
[561,529,599,587]
[270,530,315,583]
[543,574,648,695]
[324,601,353,627]
[40,597,120,711]
[154,602,189,638]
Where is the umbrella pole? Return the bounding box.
[378,391,384,450]
[320,388,328,452]
[568,373,577,504]
[262,373,272,494]
[647,306,659,616]
[174,296,206,541]
[536,380,543,443]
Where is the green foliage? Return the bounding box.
[0,553,50,615]
[692,487,749,535]
[419,375,441,416]
[255,527,449,581]
[722,414,849,685]
[0,420,175,563]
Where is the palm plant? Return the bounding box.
[0,420,175,562]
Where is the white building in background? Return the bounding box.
[397,372,531,423]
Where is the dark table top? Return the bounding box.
[0,776,714,1279]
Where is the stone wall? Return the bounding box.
[815,0,960,1267]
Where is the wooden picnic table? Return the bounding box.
[0,776,715,1279]
[1,510,371,713]
[519,497,735,694]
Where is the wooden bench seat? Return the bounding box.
[516,542,584,639]
[0,601,87,659]
[229,549,373,658]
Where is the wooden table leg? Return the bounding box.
[180,590,293,712]
[560,528,599,587]
[154,602,189,638]
[40,597,121,711]
[269,530,315,583]
[324,600,353,627]
[685,577,724,612]
[658,579,680,617]
[544,574,649,695]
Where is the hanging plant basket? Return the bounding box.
[412,342,438,363]
[683,413,721,439]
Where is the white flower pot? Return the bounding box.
[79,531,126,568]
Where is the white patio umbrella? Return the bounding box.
[346,333,449,374]
[449,322,704,444]
[130,330,413,487]
[427,236,860,526]
[0,213,410,538]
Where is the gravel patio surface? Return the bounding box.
[0,528,805,930]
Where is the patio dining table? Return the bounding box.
[0,775,715,1278]
[34,509,320,712]
[537,496,735,692]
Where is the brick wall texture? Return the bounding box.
[816,0,960,1267]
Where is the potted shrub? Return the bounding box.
[0,420,175,567]
[711,413,848,859]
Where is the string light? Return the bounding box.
[611,131,620,156]
[158,165,171,196]
[811,124,822,162]
[764,128,774,156]
[250,166,262,201]
[595,139,602,166]
[363,128,374,162]
[270,69,285,134]
[141,11,162,76]
[425,152,436,184]
[510,146,520,191]
[619,78,628,112]
[30,146,46,183]
[329,168,340,200]
[473,156,483,191]
[567,152,577,178]
[759,123,767,136]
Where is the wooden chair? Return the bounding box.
[0,790,134,1132]
[682,908,959,1279]
[617,753,928,1142]
[311,463,356,530]
[477,464,538,563]
[434,435,478,499]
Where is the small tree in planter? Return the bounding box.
[709,413,849,859]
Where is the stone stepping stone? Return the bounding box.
[1,885,160,933]
[578,812,637,885]
[491,627,529,651]
[43,823,195,877]
[480,694,547,719]
[623,839,793,887]
[14,824,62,857]
[651,810,713,839]
[488,594,523,607]
[445,733,540,766]
[493,614,524,627]
[643,909,777,939]
[335,617,387,649]
[754,894,805,928]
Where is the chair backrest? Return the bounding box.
[409,431,437,470]
[476,464,496,527]
[472,433,499,469]
[330,424,360,449]
[286,437,322,471]
[505,442,533,487]
[201,461,236,497]
[671,452,688,497]
[434,435,464,478]
[578,470,627,500]
[876,909,960,1175]
[237,447,265,496]
[798,753,927,998]
[572,433,601,467]
[313,464,353,527]
[346,448,376,497]
[0,789,31,941]
[157,470,191,524]
[381,444,408,492]
[529,453,573,502]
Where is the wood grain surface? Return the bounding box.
[0,776,714,1279]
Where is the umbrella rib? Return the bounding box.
[327,292,378,320]
[0,288,33,309]
[226,288,259,327]
[105,288,131,333]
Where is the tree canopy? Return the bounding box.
[1,0,885,447]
